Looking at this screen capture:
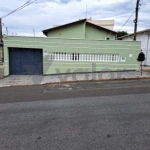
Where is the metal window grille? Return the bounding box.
[49,52,119,62]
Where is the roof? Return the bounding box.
[42,19,117,36]
[118,28,150,39]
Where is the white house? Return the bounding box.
[118,29,150,66]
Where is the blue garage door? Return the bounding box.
[9,48,43,75]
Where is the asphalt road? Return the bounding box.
[0,79,150,150]
[0,79,150,104]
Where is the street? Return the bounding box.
[0,80,150,150]
[1,79,150,104]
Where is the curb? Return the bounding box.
[1,76,150,88]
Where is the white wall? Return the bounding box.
[122,34,150,66]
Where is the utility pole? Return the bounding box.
[0,18,3,63]
[0,18,2,43]
[133,0,140,41]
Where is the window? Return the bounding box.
[72,53,79,61]
[49,52,119,62]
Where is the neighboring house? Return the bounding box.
[3,19,140,76]
[118,29,150,66]
[43,19,116,40]
[87,18,114,30]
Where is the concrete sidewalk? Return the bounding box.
[0,71,150,87]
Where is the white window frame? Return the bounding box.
[49,52,119,62]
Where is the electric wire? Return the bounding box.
[140,2,150,9]
[117,11,135,31]
[2,0,37,19]
[118,1,150,31]
[1,0,150,32]
[1,0,38,19]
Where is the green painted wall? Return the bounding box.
[3,36,140,76]
[85,23,115,40]
[47,22,85,38]
[46,21,116,40]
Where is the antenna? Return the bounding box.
[6,27,8,35]
[86,4,87,19]
[33,29,35,37]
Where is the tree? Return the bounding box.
[117,31,128,38]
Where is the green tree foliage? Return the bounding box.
[117,31,128,38]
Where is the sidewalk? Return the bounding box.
[142,66,150,74]
[0,71,150,87]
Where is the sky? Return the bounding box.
[0,0,150,37]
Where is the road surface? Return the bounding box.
[0,79,150,150]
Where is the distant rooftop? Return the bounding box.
[42,18,115,36]
[118,28,150,39]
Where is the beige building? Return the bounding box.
[53,18,115,31]
[87,18,114,31]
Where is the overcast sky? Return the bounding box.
[0,0,150,37]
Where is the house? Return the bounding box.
[3,19,140,76]
[118,29,150,66]
[43,19,116,40]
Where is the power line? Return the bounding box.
[117,0,150,32]
[117,11,135,31]
[1,0,37,19]
[140,2,150,9]
[117,1,150,32]
[1,0,38,19]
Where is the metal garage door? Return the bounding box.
[9,48,43,75]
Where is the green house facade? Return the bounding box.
[43,19,116,40]
[3,19,140,76]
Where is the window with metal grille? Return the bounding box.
[49,52,119,62]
